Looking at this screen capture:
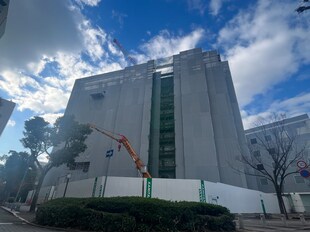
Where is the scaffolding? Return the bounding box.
[158,75,176,178]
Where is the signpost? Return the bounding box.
[297,160,310,179]
[102,149,114,197]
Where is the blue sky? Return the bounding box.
[0,0,309,160]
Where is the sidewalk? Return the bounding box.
[237,218,310,231]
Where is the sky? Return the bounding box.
[0,0,309,159]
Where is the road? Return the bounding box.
[0,207,61,232]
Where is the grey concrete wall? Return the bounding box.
[43,63,154,187]
[174,49,221,182]
[203,52,247,188]
[43,48,253,190]
[0,98,15,136]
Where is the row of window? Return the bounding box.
[260,175,306,185]
[253,148,276,157]
[250,135,272,144]
[68,162,90,172]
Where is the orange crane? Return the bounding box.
[88,124,152,178]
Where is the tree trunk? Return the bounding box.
[29,170,45,212]
[275,185,288,219]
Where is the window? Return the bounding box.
[260,178,268,185]
[257,163,264,170]
[267,148,276,155]
[265,135,272,142]
[68,162,90,173]
[250,138,257,144]
[294,175,305,184]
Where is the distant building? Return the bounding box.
[43,48,256,190]
[0,97,15,136]
[0,0,9,39]
[245,114,310,193]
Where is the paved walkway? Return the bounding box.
[238,218,310,231]
[0,207,62,232]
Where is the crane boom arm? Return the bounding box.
[88,124,120,142]
[88,124,152,178]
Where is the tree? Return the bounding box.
[240,114,305,219]
[21,115,92,211]
[0,151,36,202]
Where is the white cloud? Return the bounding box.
[217,0,310,108]
[187,0,207,15]
[0,0,122,116]
[40,113,64,125]
[7,120,16,127]
[137,28,205,62]
[242,92,310,129]
[79,20,107,61]
[209,0,223,16]
[76,0,101,7]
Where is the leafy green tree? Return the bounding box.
[0,151,36,202]
[21,115,92,211]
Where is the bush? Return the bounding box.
[36,197,235,231]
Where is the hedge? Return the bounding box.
[36,197,235,231]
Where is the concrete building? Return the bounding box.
[0,0,9,39]
[245,114,310,211]
[0,97,15,136]
[43,48,255,190]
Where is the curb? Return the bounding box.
[1,206,66,231]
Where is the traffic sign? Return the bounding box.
[297,160,308,169]
[300,169,310,178]
[106,149,114,158]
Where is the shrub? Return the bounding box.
[36,197,235,231]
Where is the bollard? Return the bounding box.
[238,214,244,229]
[260,214,267,226]
[299,214,306,226]
[280,214,287,227]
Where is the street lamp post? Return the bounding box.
[14,167,32,203]
[102,149,113,197]
[63,173,71,198]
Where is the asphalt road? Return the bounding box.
[0,208,61,232]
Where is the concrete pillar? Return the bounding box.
[238,214,244,229]
[280,214,287,227]
[260,214,266,226]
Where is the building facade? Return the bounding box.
[43,48,255,189]
[0,97,15,136]
[245,114,310,193]
[0,0,9,39]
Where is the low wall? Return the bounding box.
[36,176,286,214]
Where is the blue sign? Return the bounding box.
[106,149,114,158]
[300,169,310,178]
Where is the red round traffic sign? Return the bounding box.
[297,160,308,169]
